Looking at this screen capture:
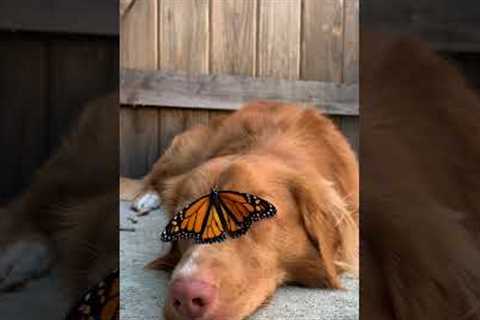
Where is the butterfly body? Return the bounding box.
[161,189,277,244]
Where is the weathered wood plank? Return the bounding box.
[0,38,48,200]
[257,0,301,80]
[364,24,480,53]
[120,107,159,178]
[158,108,210,154]
[205,0,258,160]
[120,69,358,115]
[156,0,210,166]
[0,0,118,35]
[120,0,157,69]
[120,0,158,177]
[339,116,359,153]
[159,108,209,153]
[208,110,232,123]
[210,0,257,75]
[49,39,118,152]
[362,0,480,52]
[301,0,344,82]
[159,109,185,154]
[159,0,209,73]
[343,0,359,84]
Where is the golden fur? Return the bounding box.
[145,102,359,320]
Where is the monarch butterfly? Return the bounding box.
[66,270,119,320]
[161,188,277,244]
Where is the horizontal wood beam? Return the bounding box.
[364,23,480,53]
[0,0,118,36]
[362,0,480,52]
[120,69,359,116]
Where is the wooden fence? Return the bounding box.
[120,0,359,178]
[0,1,117,202]
[362,0,480,52]
[0,34,117,201]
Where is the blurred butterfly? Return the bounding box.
[161,188,277,244]
[66,270,119,320]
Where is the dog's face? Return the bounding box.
[152,157,356,320]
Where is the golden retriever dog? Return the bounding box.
[361,33,480,320]
[136,102,359,320]
[0,94,118,317]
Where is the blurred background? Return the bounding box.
[0,0,118,203]
[362,0,480,90]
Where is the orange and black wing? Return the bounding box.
[66,270,119,320]
[217,191,277,238]
[161,195,226,244]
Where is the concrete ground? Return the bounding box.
[120,201,359,320]
[0,264,70,320]
[0,274,69,320]
[0,201,358,320]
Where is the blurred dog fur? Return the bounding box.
[0,94,118,316]
[361,33,480,320]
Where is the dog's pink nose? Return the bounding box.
[169,279,216,318]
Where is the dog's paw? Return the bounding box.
[0,239,53,291]
[132,191,160,214]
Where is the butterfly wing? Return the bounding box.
[66,270,119,320]
[161,190,277,244]
[160,195,226,244]
[217,191,277,238]
[197,201,227,244]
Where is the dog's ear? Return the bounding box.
[145,242,181,271]
[289,175,358,287]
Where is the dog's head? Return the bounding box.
[150,156,358,320]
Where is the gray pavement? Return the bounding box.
[120,201,359,320]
